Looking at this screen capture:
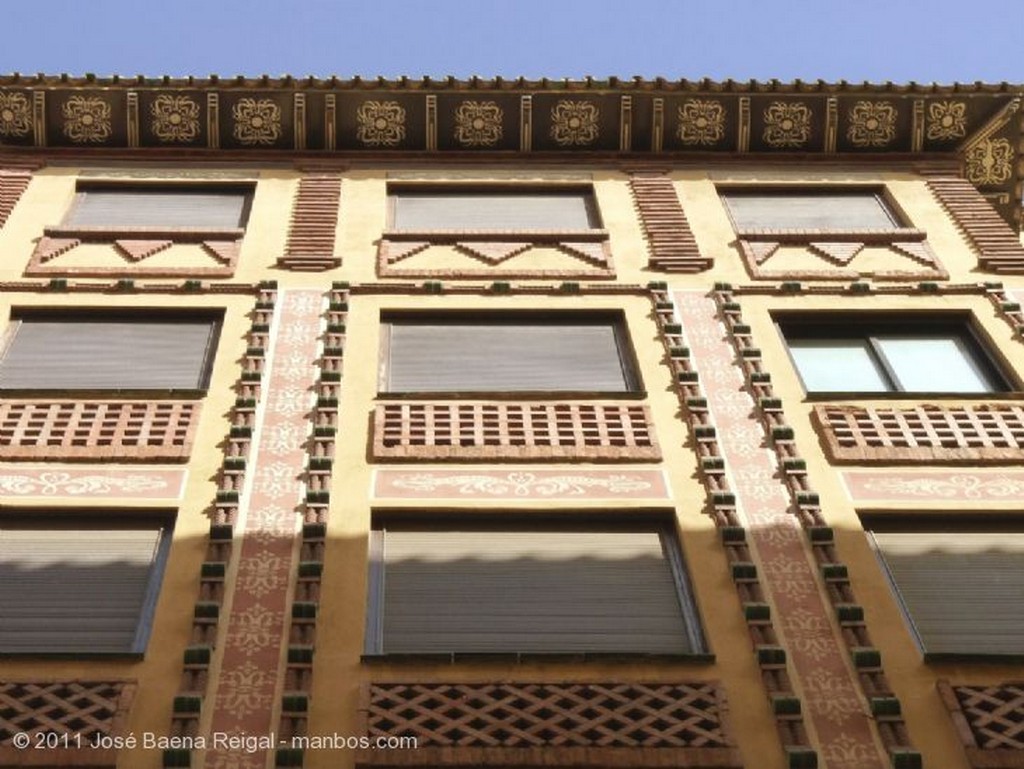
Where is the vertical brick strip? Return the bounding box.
[279,174,342,271]
[629,172,710,272]
[674,290,888,769]
[202,289,324,769]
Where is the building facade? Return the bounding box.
[0,76,1022,769]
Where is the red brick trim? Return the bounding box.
[938,680,1024,768]
[25,227,244,278]
[629,172,709,273]
[0,400,200,461]
[0,680,136,768]
[0,169,31,230]
[377,230,614,279]
[279,173,342,271]
[928,177,1024,273]
[372,402,660,461]
[814,404,1024,464]
[357,682,742,768]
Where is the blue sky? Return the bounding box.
[2,0,1018,83]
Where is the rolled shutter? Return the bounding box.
[381,530,694,654]
[392,191,595,230]
[386,321,632,392]
[872,531,1024,656]
[0,317,218,390]
[722,192,898,230]
[66,188,248,229]
[0,525,166,652]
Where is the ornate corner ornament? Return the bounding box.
[677,99,726,146]
[550,100,599,146]
[231,97,282,146]
[61,95,112,143]
[965,137,1014,185]
[926,100,967,141]
[0,91,32,137]
[355,100,406,147]
[847,101,897,147]
[763,101,812,148]
[453,100,503,147]
[150,94,201,143]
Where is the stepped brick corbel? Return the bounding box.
[648,283,814,768]
[630,172,710,272]
[709,284,918,769]
[0,166,33,229]
[927,177,1024,272]
[278,172,342,271]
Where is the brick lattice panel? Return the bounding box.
[0,681,134,742]
[0,169,31,229]
[373,402,660,461]
[953,684,1024,750]
[815,404,1024,463]
[279,173,342,270]
[366,682,731,747]
[927,177,1024,272]
[0,400,200,460]
[629,172,709,272]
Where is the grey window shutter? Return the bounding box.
[380,530,695,654]
[66,188,248,229]
[871,531,1024,656]
[722,192,898,230]
[0,317,218,390]
[0,524,167,653]
[391,191,595,230]
[386,321,633,392]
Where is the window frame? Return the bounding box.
[0,510,174,656]
[863,514,1024,661]
[362,513,708,660]
[0,308,223,395]
[385,182,604,233]
[58,181,255,234]
[377,310,644,398]
[718,184,909,233]
[775,312,1014,397]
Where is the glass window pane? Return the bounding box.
[723,193,898,230]
[788,338,890,392]
[875,336,999,393]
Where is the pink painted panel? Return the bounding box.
[0,466,186,499]
[374,469,669,500]
[843,470,1024,502]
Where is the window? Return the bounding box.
[721,188,900,231]
[389,187,599,231]
[0,310,221,391]
[0,515,172,653]
[64,184,252,230]
[867,519,1024,657]
[364,522,705,655]
[778,317,1009,394]
[381,312,640,394]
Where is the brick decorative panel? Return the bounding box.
[0,169,31,229]
[377,233,614,279]
[815,404,1024,463]
[279,173,342,270]
[373,402,660,461]
[939,681,1024,768]
[0,465,186,499]
[358,682,742,768]
[842,470,1024,502]
[0,680,135,767]
[629,172,709,272]
[736,228,947,281]
[928,177,1024,273]
[0,400,200,461]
